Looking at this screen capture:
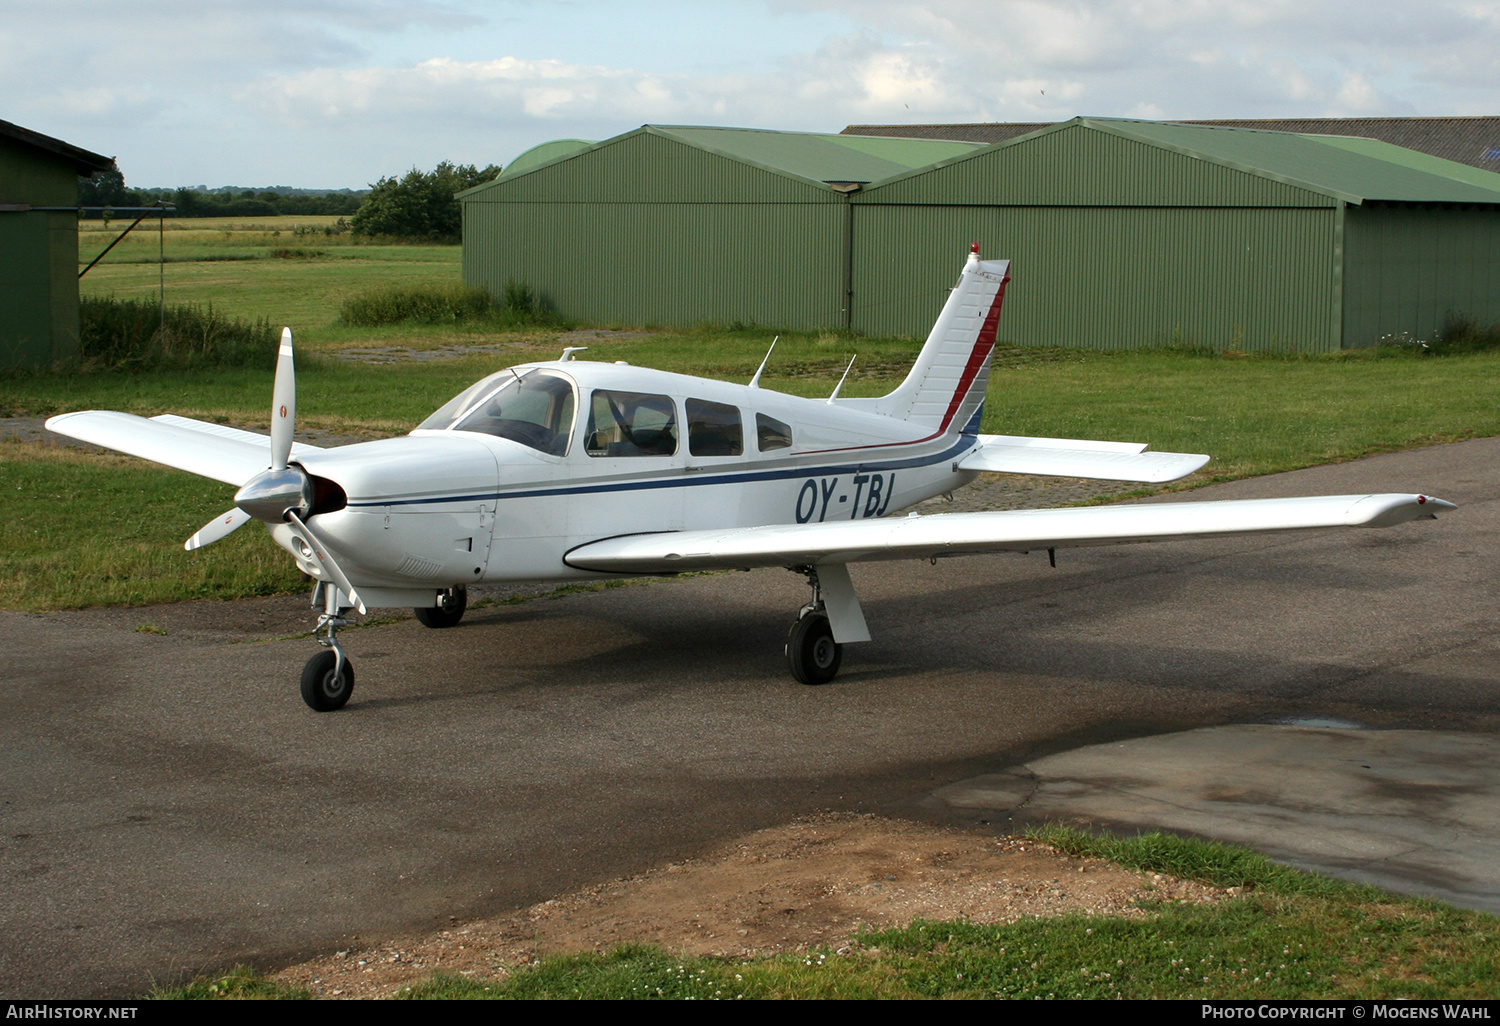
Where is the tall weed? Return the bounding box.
[339,283,493,326]
[1377,313,1500,356]
[1431,314,1500,354]
[77,296,277,371]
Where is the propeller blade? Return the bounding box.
[284,511,366,614]
[184,507,252,551]
[271,327,295,472]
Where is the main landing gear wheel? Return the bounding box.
[415,587,467,629]
[786,612,841,686]
[300,649,355,711]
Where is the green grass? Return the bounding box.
[157,830,1500,1000]
[79,215,459,339]
[0,442,303,609]
[984,347,1500,484]
[151,964,310,1000]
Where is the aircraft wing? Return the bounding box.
[958,433,1210,482]
[150,414,326,459]
[44,411,323,487]
[564,493,1453,574]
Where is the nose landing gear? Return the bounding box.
[302,583,354,711]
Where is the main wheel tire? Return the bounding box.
[414,587,467,629]
[300,650,355,711]
[786,612,842,686]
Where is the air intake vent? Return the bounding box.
[395,555,445,579]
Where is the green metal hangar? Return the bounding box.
[462,118,1500,351]
[0,119,113,367]
[849,117,1500,351]
[458,125,982,330]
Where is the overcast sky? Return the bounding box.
[8,0,1500,189]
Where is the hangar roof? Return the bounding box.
[861,118,1500,206]
[1102,119,1500,204]
[844,115,1500,173]
[475,125,986,194]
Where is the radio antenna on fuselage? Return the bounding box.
[748,336,778,388]
[826,354,857,403]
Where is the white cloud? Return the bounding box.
[1333,71,1381,113]
[7,0,1500,186]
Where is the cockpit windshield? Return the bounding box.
[417,369,576,456]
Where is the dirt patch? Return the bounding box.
[272,813,1223,999]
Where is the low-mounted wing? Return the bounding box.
[958,433,1209,483]
[564,493,1454,574]
[43,411,325,486]
[152,414,326,460]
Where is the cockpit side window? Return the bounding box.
[450,370,576,456]
[585,390,678,457]
[687,399,743,457]
[756,413,793,451]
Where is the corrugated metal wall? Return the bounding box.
[850,124,1340,350]
[864,122,1335,208]
[0,143,81,366]
[1342,202,1500,346]
[464,130,847,329]
[850,204,1339,351]
[462,121,1500,352]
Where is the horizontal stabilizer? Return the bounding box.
[959,434,1208,483]
[45,411,274,486]
[565,494,1454,574]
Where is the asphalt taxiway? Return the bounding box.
[2,437,1496,996]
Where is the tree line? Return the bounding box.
[77,164,365,218]
[78,159,502,241]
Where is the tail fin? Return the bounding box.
[872,247,1010,434]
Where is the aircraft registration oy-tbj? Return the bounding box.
[48,247,1456,710]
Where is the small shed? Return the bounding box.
[459,125,982,330]
[0,119,113,366]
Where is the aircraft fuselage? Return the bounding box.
[278,359,982,596]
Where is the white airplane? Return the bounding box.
[47,247,1455,711]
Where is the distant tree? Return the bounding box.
[77,161,142,213]
[349,161,502,242]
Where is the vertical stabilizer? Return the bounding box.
[872,248,1010,434]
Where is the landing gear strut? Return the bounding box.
[414,586,467,629]
[301,584,354,711]
[785,567,842,686]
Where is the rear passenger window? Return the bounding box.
[585,390,678,456]
[756,413,792,452]
[687,399,743,457]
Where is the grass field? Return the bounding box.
[78,215,457,336]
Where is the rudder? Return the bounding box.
[872,247,1010,434]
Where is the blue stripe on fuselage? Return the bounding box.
[346,434,979,509]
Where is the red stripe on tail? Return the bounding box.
[935,272,1010,433]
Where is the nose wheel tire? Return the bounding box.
[786,612,841,686]
[300,650,355,711]
[414,587,467,629]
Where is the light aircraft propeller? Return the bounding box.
[183,328,363,612]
